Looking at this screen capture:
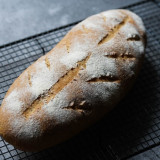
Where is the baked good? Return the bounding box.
[0,9,146,151]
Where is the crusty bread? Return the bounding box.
[0,9,146,151]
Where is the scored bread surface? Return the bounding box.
[0,9,146,151]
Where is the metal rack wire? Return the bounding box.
[0,0,160,159]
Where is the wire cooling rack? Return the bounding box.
[0,0,160,160]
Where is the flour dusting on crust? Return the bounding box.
[4,90,23,114]
[0,9,146,148]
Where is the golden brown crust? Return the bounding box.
[0,9,146,151]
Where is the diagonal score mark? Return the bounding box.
[45,56,50,69]
[63,106,84,113]
[28,72,32,86]
[98,15,129,45]
[127,34,141,41]
[87,75,120,83]
[104,53,135,60]
[62,100,90,113]
[23,53,91,118]
[65,40,70,53]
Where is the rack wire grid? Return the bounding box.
[0,0,160,160]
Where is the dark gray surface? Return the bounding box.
[0,0,141,46]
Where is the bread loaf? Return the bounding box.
[0,9,146,151]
